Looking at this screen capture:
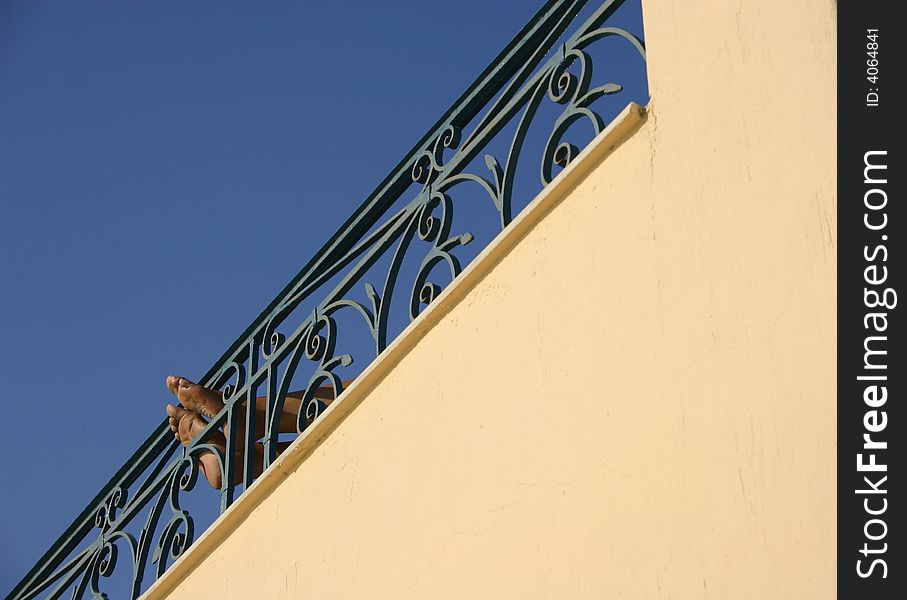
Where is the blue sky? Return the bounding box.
[0,1,646,594]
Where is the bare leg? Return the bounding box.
[167,374,354,437]
[259,381,355,436]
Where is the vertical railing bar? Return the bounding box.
[242,391,256,491]
[219,404,239,513]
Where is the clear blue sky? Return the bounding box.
[0,1,646,594]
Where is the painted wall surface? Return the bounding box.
[146,0,836,598]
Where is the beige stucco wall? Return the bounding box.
[144,0,836,598]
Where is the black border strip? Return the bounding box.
[838,2,902,597]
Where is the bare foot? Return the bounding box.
[166,404,225,489]
[165,375,225,419]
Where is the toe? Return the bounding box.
[166,375,181,394]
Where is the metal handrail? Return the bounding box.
[6,1,645,597]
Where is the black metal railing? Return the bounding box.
[6,1,646,598]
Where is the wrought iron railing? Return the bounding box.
[6,1,646,598]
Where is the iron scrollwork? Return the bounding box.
[8,1,645,598]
